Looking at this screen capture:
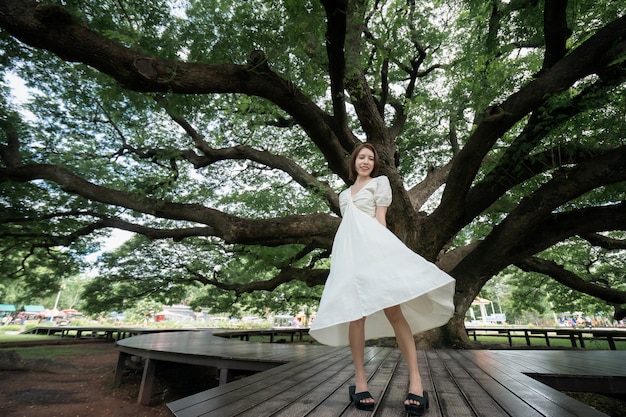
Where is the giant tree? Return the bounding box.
[1,0,625,346]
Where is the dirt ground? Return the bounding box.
[0,340,218,417]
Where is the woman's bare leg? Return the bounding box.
[384,305,424,406]
[348,318,375,404]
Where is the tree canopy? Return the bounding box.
[1,0,625,346]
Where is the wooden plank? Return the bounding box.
[242,348,399,417]
[484,350,626,394]
[344,348,400,417]
[198,350,355,417]
[456,350,610,417]
[477,350,556,375]
[150,330,626,417]
[114,351,130,386]
[168,345,354,417]
[490,350,626,376]
[248,352,356,417]
[137,358,157,405]
[434,350,511,417]
[167,345,346,409]
[376,353,412,417]
[424,350,476,417]
[440,350,544,417]
[215,347,392,417]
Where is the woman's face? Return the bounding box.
[355,147,375,178]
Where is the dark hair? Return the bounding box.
[349,143,380,181]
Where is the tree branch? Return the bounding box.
[0,129,21,167]
[153,95,341,214]
[429,14,626,251]
[579,233,626,250]
[320,0,350,145]
[450,140,626,277]
[0,0,351,181]
[187,266,328,295]
[515,256,626,319]
[0,163,340,248]
[438,52,626,246]
[541,0,570,73]
[343,0,389,145]
[407,161,453,211]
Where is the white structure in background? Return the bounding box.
[470,297,506,324]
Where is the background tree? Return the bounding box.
[1,0,625,347]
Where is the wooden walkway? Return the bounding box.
[23,325,192,341]
[114,330,626,416]
[115,329,339,404]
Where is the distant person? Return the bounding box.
[310,143,456,416]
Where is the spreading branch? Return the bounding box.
[515,256,626,320]
[0,163,340,248]
[430,15,626,250]
[0,0,351,181]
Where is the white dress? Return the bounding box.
[309,176,456,346]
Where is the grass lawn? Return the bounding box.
[0,334,62,344]
[0,343,97,359]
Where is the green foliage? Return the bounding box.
[79,235,323,316]
[1,0,624,326]
[493,233,626,324]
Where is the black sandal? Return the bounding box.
[405,391,429,416]
[348,385,375,411]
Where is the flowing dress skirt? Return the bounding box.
[309,199,456,346]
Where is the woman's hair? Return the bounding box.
[349,143,380,181]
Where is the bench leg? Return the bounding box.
[219,368,231,385]
[114,351,130,386]
[608,336,616,350]
[569,334,577,348]
[138,358,157,405]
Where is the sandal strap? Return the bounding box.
[354,391,374,402]
[406,393,425,403]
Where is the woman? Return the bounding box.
[309,143,456,416]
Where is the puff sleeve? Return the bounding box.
[374,176,392,207]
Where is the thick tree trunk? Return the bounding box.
[414,317,471,349]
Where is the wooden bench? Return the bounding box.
[466,326,626,349]
[590,329,626,350]
[466,327,546,346]
[23,325,192,341]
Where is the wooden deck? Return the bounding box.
[114,329,626,416]
[167,348,626,417]
[115,329,340,405]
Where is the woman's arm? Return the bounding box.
[375,205,388,227]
